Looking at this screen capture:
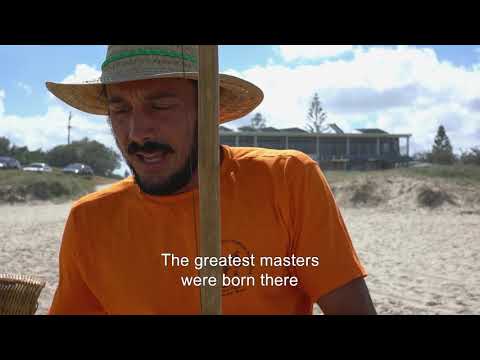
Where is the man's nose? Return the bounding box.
[128,109,156,144]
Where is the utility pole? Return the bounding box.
[67,112,72,145]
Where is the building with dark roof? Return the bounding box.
[220,124,412,170]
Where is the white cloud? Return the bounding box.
[48,63,101,100]
[17,82,33,96]
[0,103,111,151]
[226,45,480,154]
[1,63,126,174]
[0,99,128,174]
[2,45,480,176]
[278,45,354,62]
[62,64,101,84]
[1,86,125,172]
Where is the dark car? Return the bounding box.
[62,163,94,176]
[0,156,22,170]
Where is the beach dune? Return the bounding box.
[1,178,479,315]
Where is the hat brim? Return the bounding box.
[45,73,263,124]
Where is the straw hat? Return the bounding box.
[46,45,264,123]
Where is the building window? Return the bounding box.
[220,136,236,146]
[289,137,317,154]
[239,136,254,147]
[383,142,390,153]
[257,136,286,149]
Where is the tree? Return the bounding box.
[0,137,11,155]
[460,146,480,166]
[10,145,30,164]
[431,125,455,165]
[305,93,328,133]
[46,137,121,176]
[45,144,77,168]
[0,137,47,164]
[27,149,48,164]
[250,113,266,130]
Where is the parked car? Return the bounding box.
[0,156,22,170]
[62,163,94,176]
[23,162,53,172]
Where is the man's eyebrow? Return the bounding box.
[106,96,126,104]
[145,92,178,101]
[106,92,179,104]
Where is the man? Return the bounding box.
[47,45,376,315]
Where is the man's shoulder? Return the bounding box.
[71,177,136,211]
[227,146,317,167]
[225,146,326,189]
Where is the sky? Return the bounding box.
[1,45,479,175]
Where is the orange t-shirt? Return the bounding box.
[49,145,367,315]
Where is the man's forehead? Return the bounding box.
[106,78,195,99]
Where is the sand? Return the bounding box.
[1,181,479,315]
[0,201,70,315]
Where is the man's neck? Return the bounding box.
[173,145,224,194]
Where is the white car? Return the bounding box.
[23,163,53,172]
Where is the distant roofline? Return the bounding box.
[220,130,412,138]
[356,128,389,134]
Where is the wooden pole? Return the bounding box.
[197,45,222,315]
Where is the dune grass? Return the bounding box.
[0,169,96,203]
[324,164,480,186]
[401,164,480,184]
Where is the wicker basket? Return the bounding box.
[0,274,46,315]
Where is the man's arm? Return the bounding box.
[317,277,377,315]
[282,155,376,314]
[49,209,106,315]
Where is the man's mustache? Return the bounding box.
[127,141,174,155]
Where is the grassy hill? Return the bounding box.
[3,163,478,207]
[324,164,480,186]
[323,164,480,210]
[0,169,118,204]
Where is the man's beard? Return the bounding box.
[108,117,198,196]
[128,140,198,196]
